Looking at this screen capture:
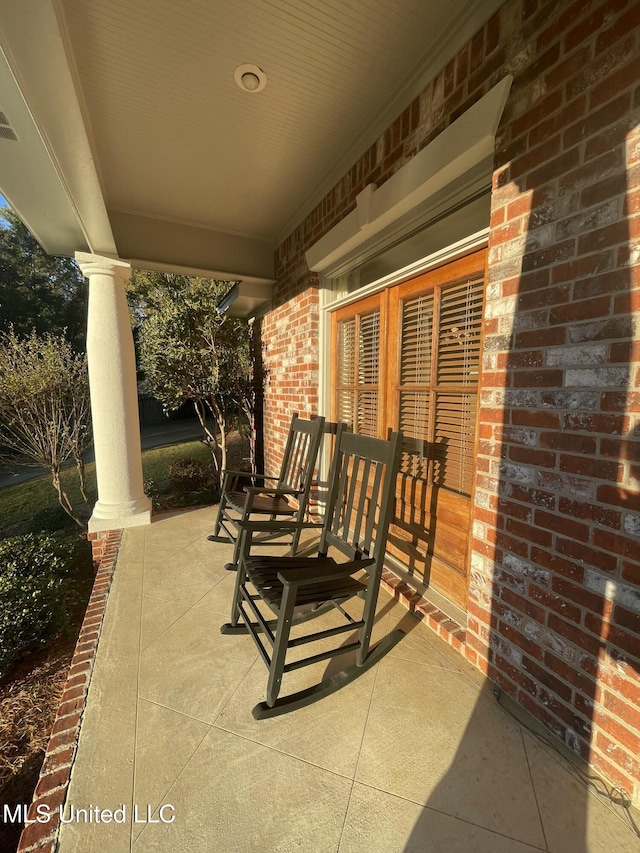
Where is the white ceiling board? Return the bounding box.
[0,0,502,273]
[58,0,496,242]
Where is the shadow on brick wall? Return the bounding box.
[406,0,640,848]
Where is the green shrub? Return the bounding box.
[168,457,213,494]
[0,533,90,678]
[143,477,161,505]
[27,505,78,535]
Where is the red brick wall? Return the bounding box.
[266,0,640,801]
[471,0,640,802]
[260,288,321,475]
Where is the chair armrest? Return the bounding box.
[235,519,311,533]
[221,470,279,482]
[220,468,251,478]
[242,485,299,497]
[278,558,374,586]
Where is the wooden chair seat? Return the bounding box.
[245,555,367,609]
[225,490,297,516]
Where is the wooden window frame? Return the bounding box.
[329,249,487,610]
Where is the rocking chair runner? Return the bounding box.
[221,428,403,718]
[208,414,326,569]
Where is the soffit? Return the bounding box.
[0,0,502,278]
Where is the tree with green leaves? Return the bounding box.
[128,272,251,482]
[0,328,92,526]
[0,205,87,348]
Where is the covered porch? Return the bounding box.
[24,507,640,852]
[2,0,639,827]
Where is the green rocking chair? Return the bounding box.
[221,428,403,718]
[209,413,326,570]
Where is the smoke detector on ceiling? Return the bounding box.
[234,64,267,93]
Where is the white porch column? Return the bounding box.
[76,252,152,532]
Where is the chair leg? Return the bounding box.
[356,585,380,666]
[223,532,242,571]
[212,493,228,537]
[213,469,238,536]
[220,530,249,633]
[289,523,302,556]
[265,584,297,707]
[231,524,244,565]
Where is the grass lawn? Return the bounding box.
[0,438,217,533]
[142,437,212,485]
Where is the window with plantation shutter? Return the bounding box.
[436,274,483,495]
[398,291,434,481]
[336,317,356,429]
[331,249,486,611]
[397,272,482,497]
[334,300,381,437]
[437,279,483,388]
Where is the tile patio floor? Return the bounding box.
[58,507,640,852]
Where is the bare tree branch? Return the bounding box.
[0,328,92,527]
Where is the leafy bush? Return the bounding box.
[131,273,251,484]
[143,477,161,505]
[0,533,91,678]
[168,457,213,494]
[27,505,78,535]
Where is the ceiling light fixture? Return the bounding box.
[234,64,267,93]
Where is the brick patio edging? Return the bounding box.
[16,529,123,853]
[381,569,466,652]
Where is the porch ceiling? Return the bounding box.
[0,0,499,282]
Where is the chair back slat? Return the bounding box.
[321,430,402,565]
[306,420,347,518]
[352,456,372,550]
[329,450,348,540]
[278,413,299,487]
[277,415,324,495]
[284,432,304,488]
[342,456,361,542]
[363,458,384,550]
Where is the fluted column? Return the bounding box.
[76,252,151,531]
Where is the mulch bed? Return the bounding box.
[0,638,76,853]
